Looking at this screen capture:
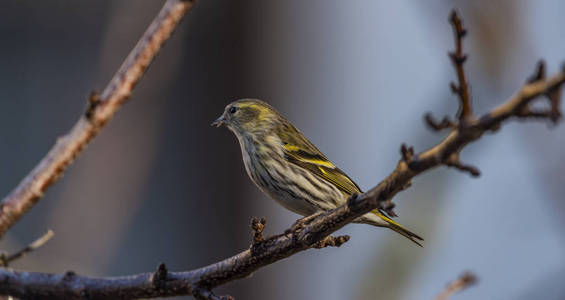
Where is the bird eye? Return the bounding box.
[229,106,237,114]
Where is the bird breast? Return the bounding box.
[237,134,345,216]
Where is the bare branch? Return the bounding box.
[0,8,563,300]
[0,0,196,239]
[0,230,54,267]
[435,272,477,300]
[449,10,472,121]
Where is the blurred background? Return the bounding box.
[1,0,564,299]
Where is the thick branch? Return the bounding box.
[0,8,564,300]
[0,0,196,238]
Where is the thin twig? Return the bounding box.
[435,272,477,300]
[0,8,563,300]
[449,10,472,121]
[0,0,196,239]
[0,230,54,267]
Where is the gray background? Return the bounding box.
[0,1,564,299]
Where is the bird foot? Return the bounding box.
[285,212,324,234]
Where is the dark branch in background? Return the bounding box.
[0,230,54,267]
[435,272,477,300]
[0,0,196,239]
[0,9,564,300]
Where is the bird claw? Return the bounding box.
[285,212,324,234]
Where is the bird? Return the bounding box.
[212,99,423,246]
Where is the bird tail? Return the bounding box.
[367,210,424,247]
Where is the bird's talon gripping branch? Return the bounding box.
[449,10,472,121]
[287,211,323,234]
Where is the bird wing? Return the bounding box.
[276,126,424,247]
[276,127,362,196]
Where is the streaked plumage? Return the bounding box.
[212,99,423,246]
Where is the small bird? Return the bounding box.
[212,99,423,246]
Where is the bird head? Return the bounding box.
[212,99,279,135]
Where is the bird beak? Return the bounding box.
[211,114,226,127]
